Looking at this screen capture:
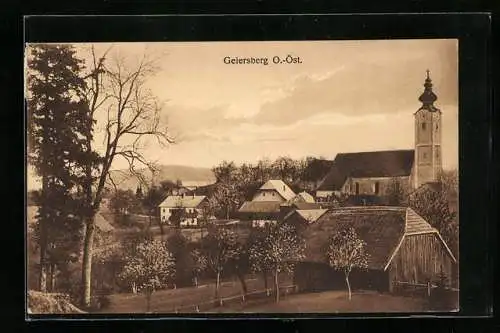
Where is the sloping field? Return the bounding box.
[101,275,291,313]
[211,290,430,313]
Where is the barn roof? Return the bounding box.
[238,201,282,214]
[158,195,206,208]
[316,149,415,191]
[259,180,296,201]
[301,206,455,270]
[292,191,316,203]
[291,202,322,210]
[295,209,329,223]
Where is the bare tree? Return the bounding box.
[79,45,174,307]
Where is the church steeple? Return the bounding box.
[418,69,439,111]
[413,70,442,190]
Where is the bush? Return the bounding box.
[28,291,85,314]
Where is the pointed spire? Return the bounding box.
[418,70,438,111]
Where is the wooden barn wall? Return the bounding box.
[388,233,454,286]
[294,262,390,293]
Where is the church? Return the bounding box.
[316,71,443,201]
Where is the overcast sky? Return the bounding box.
[27,39,458,189]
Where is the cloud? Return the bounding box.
[247,51,457,127]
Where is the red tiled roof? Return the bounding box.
[316,149,415,191]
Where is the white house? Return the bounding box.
[238,179,297,228]
[158,194,207,227]
[251,179,296,202]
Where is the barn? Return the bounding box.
[293,206,457,293]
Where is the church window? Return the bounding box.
[422,122,427,130]
[374,182,380,194]
[436,150,440,158]
[355,182,360,195]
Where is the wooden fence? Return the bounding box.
[169,284,298,313]
[392,281,459,297]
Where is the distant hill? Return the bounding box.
[106,165,216,192]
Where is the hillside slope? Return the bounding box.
[107,165,216,191]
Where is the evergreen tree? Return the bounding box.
[27,44,97,293]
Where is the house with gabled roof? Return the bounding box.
[158,194,208,227]
[316,72,443,201]
[238,179,296,227]
[282,208,328,233]
[294,206,457,293]
[291,191,316,204]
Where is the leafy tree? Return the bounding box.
[246,226,271,290]
[249,223,305,303]
[227,244,251,296]
[209,181,244,220]
[135,185,143,200]
[212,160,238,183]
[142,185,167,233]
[119,239,175,312]
[169,208,187,228]
[159,180,179,196]
[27,44,95,293]
[201,226,240,304]
[109,189,138,216]
[273,156,300,184]
[190,249,208,287]
[408,181,458,257]
[326,227,369,300]
[166,231,191,287]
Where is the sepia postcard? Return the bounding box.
[25,39,459,316]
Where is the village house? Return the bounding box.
[316,71,442,202]
[238,179,296,227]
[158,194,207,227]
[291,191,316,203]
[282,208,328,233]
[293,206,457,293]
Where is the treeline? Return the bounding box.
[105,156,334,222]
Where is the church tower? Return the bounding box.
[413,70,443,189]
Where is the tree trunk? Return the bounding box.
[274,269,280,303]
[145,290,152,313]
[215,271,220,297]
[131,282,137,294]
[81,217,96,308]
[263,271,268,290]
[345,271,352,300]
[47,263,54,292]
[155,209,165,239]
[226,208,229,220]
[237,272,248,295]
[38,210,48,293]
[194,275,198,287]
